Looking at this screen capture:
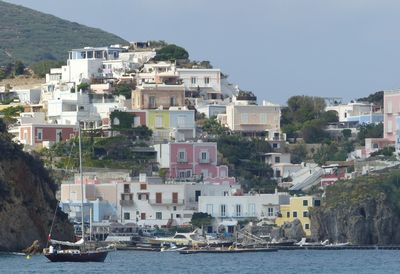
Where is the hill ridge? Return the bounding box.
[0,0,128,65]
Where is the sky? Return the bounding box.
[4,0,400,104]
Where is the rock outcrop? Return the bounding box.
[311,172,400,245]
[0,122,74,251]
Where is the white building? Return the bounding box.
[118,174,239,227]
[47,89,126,128]
[61,46,123,84]
[198,191,291,231]
[177,68,222,98]
[325,102,374,122]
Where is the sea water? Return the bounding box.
[0,250,399,273]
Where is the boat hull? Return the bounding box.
[44,250,108,262]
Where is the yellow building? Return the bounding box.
[275,196,321,236]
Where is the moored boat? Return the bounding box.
[43,125,110,262]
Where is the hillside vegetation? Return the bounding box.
[0,1,127,65]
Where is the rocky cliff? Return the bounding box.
[311,172,400,245]
[0,121,74,251]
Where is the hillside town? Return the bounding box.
[0,41,398,245]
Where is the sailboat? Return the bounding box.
[43,125,109,262]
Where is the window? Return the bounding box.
[220,169,226,178]
[201,169,209,178]
[178,150,187,162]
[178,171,186,178]
[273,143,278,149]
[140,183,147,190]
[170,96,177,106]
[287,212,290,218]
[206,204,213,215]
[241,113,248,124]
[141,213,146,220]
[275,156,280,163]
[204,77,210,84]
[195,190,201,202]
[124,212,130,220]
[134,116,141,127]
[275,170,281,178]
[303,211,309,218]
[37,129,43,141]
[293,211,298,218]
[155,116,163,128]
[236,204,242,217]
[220,204,226,217]
[156,192,162,204]
[87,51,93,59]
[388,101,393,113]
[95,51,102,59]
[124,184,130,193]
[177,115,185,127]
[249,203,256,216]
[186,170,191,178]
[268,207,274,217]
[314,200,321,207]
[201,151,209,161]
[388,122,393,133]
[260,113,267,124]
[303,200,308,206]
[156,212,162,220]
[176,214,181,218]
[173,206,177,211]
[305,224,310,230]
[149,96,156,108]
[172,192,178,204]
[56,129,62,143]
[191,77,197,85]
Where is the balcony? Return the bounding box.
[199,158,211,164]
[177,158,188,163]
[120,200,134,206]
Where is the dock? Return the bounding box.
[179,247,278,254]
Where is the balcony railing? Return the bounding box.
[120,200,134,206]
[149,199,185,205]
[199,158,211,164]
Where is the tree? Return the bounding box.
[30,60,65,77]
[154,44,189,61]
[110,110,134,130]
[342,129,352,140]
[289,143,308,164]
[190,212,213,229]
[114,82,134,99]
[357,123,383,145]
[77,82,90,92]
[301,120,327,143]
[313,143,347,165]
[14,61,25,75]
[321,110,339,123]
[357,91,383,107]
[202,117,228,136]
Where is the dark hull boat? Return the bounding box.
[44,250,108,262]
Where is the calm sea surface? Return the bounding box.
[0,250,399,274]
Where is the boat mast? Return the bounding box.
[78,124,85,250]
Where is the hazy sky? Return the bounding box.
[4,0,400,104]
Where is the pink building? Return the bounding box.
[154,141,236,184]
[18,124,77,148]
[384,91,400,142]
